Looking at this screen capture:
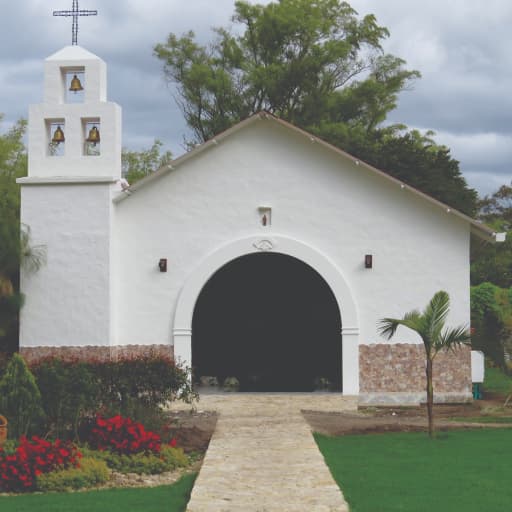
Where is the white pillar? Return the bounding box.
[173,328,192,367]
[342,326,359,395]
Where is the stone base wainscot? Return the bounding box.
[359,343,472,406]
[20,345,174,364]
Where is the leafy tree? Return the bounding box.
[155,0,477,214]
[478,183,512,226]
[378,291,470,438]
[0,117,46,353]
[471,183,511,287]
[0,353,44,438]
[155,0,418,142]
[122,140,172,185]
[0,117,27,352]
[470,282,512,370]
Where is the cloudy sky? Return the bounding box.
[1,0,511,196]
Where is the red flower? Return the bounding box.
[0,436,81,492]
[88,415,162,455]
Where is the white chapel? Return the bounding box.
[17,45,502,404]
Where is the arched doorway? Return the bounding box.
[192,252,342,391]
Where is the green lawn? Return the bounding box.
[451,416,512,423]
[316,430,512,512]
[0,473,196,512]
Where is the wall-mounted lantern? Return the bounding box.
[158,258,167,272]
[365,254,373,269]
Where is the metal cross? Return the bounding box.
[53,0,98,45]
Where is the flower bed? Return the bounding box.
[0,415,188,494]
[0,437,81,492]
[89,415,162,455]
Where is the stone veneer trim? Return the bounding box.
[20,345,174,364]
[359,343,472,394]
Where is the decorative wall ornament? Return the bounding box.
[258,206,272,227]
[253,239,274,251]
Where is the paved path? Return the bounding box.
[173,394,356,512]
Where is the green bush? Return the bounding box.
[31,354,196,441]
[81,445,189,475]
[0,351,9,378]
[36,457,110,492]
[0,353,44,438]
[471,282,512,370]
[160,445,189,470]
[32,358,100,439]
[87,354,196,418]
[0,439,18,455]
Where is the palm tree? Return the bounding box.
[0,224,45,342]
[378,291,470,438]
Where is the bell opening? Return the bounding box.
[64,69,85,104]
[47,120,65,157]
[69,74,84,93]
[83,119,101,156]
[86,126,100,145]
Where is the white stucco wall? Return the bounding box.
[113,119,470,355]
[19,182,116,347]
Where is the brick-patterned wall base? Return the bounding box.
[359,343,471,394]
[20,345,174,364]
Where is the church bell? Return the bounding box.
[69,74,84,92]
[51,125,65,144]
[86,126,100,145]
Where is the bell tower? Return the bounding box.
[17,45,122,360]
[26,45,121,179]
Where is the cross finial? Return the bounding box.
[53,1,98,45]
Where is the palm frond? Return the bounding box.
[377,310,421,340]
[423,290,450,339]
[401,310,423,331]
[19,224,46,273]
[377,317,402,340]
[434,325,471,354]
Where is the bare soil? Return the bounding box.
[303,398,512,436]
[165,398,512,451]
[166,411,218,453]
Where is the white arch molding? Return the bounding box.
[173,235,360,395]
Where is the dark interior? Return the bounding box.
[192,252,342,391]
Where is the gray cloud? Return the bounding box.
[1,0,511,196]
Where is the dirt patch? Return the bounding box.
[166,411,218,453]
[303,399,512,436]
[163,399,512,444]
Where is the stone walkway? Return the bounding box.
[172,393,356,511]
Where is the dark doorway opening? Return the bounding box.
[192,252,342,391]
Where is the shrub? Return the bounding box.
[0,351,9,377]
[0,436,81,492]
[159,444,189,470]
[81,444,188,475]
[31,354,195,442]
[87,415,161,455]
[32,358,100,440]
[36,457,110,492]
[92,450,168,475]
[87,354,196,418]
[0,354,44,438]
